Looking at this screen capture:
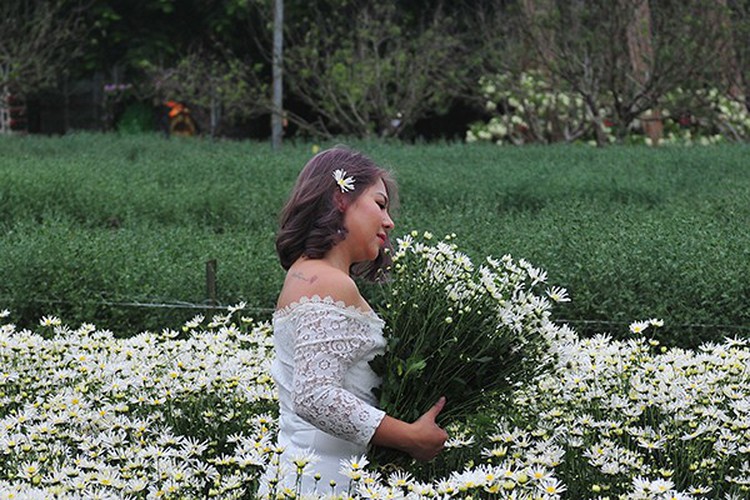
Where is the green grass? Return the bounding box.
[1,132,749,346]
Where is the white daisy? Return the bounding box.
[630,320,650,334]
[332,169,355,192]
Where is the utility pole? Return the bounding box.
[271,0,284,150]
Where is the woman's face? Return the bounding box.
[342,178,394,263]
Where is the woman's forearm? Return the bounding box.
[370,397,448,461]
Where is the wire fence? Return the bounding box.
[4,296,749,335]
[1,296,276,315]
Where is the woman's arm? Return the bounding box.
[289,273,448,460]
[290,305,448,459]
[370,397,448,461]
[291,305,387,446]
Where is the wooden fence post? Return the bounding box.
[206,259,217,305]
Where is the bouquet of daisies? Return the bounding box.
[369,232,567,448]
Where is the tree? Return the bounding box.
[271,0,284,149]
[727,0,750,102]
[0,0,88,94]
[279,1,470,138]
[515,0,731,144]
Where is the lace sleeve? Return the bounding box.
[291,306,386,446]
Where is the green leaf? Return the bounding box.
[404,358,427,378]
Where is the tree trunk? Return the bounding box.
[714,0,744,100]
[625,0,661,145]
[0,84,10,135]
[522,0,555,67]
[210,86,220,138]
[271,0,284,150]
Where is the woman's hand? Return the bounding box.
[407,396,449,461]
[371,396,449,461]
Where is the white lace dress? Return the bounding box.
[269,295,387,494]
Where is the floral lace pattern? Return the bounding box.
[273,295,386,446]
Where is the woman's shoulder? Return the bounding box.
[276,259,368,312]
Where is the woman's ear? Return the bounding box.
[334,192,348,212]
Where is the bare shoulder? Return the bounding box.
[276,259,368,311]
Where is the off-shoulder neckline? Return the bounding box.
[273,295,381,322]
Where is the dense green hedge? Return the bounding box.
[2,133,749,346]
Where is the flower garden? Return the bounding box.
[2,135,750,499]
[3,234,750,499]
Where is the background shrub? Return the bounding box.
[116,102,157,134]
[1,133,749,346]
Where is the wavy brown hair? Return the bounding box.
[275,147,398,282]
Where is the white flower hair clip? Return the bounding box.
[333,169,355,193]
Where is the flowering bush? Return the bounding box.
[504,322,750,499]
[3,264,750,497]
[659,87,750,146]
[467,71,750,147]
[0,307,278,498]
[103,83,133,99]
[466,71,615,145]
[102,82,134,131]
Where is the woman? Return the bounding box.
[268,147,448,494]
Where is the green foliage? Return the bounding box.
[116,102,154,134]
[1,134,749,347]
[82,0,256,73]
[0,133,297,333]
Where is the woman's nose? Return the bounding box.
[383,212,394,229]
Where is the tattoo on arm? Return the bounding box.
[291,272,318,284]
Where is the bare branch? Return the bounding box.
[0,0,89,93]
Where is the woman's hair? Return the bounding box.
[275,146,398,282]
